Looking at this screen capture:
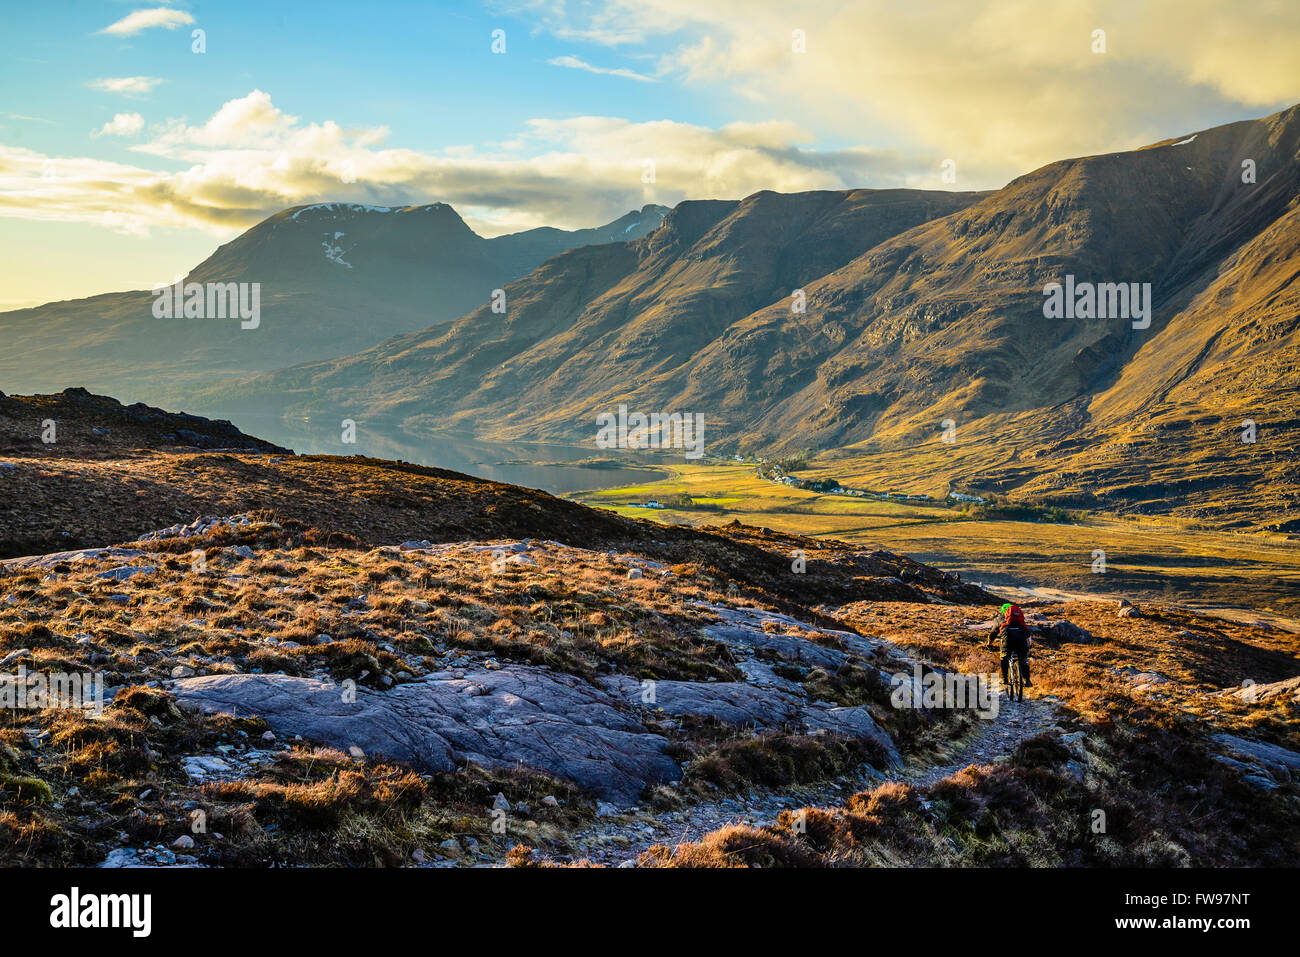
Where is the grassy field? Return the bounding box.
[572,463,1300,621]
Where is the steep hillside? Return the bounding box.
[195,188,986,423]
[0,204,667,404]
[204,107,1300,529]
[1,396,1295,870]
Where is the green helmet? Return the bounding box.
[999,603,1012,615]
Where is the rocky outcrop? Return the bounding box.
[599,675,900,765]
[0,546,145,571]
[168,601,909,804]
[1220,676,1300,705]
[1037,620,1095,645]
[170,667,682,804]
[1212,733,1300,790]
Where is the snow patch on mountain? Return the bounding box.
[290,202,448,221]
[321,234,353,268]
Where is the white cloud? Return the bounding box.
[501,0,1300,184]
[98,7,194,37]
[0,90,927,239]
[90,76,165,95]
[547,55,656,82]
[92,113,146,138]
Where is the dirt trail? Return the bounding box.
[562,691,1059,866]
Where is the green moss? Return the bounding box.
[0,773,54,805]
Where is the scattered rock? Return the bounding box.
[1040,620,1095,645]
[1213,733,1300,788]
[1222,676,1300,705]
[181,755,233,781]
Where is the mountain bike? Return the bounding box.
[1005,657,1024,701]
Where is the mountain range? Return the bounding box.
[3,106,1297,529]
[0,202,668,402]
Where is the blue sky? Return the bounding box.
[2,0,1297,306]
[3,1,740,157]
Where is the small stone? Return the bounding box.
[541,795,559,808]
[261,731,276,742]
[171,664,196,678]
[437,838,462,859]
[172,835,195,849]
[627,567,643,580]
[411,848,426,864]
[0,648,30,668]
[492,792,511,812]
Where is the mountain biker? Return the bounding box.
[987,602,1032,688]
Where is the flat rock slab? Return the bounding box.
[704,624,849,672]
[171,667,681,803]
[1222,675,1300,704]
[696,603,889,659]
[0,547,145,571]
[1213,733,1300,785]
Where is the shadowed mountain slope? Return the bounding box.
[0,203,668,403]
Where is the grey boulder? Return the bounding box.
[170,667,681,802]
